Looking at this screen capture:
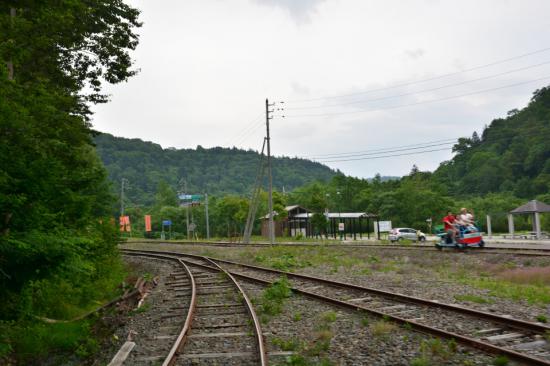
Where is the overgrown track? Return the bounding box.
[122,249,550,366]
[126,240,550,257]
[122,251,267,366]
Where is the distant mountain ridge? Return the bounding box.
[94,133,337,205]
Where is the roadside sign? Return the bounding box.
[188,223,196,231]
[144,215,151,232]
[178,194,203,201]
[338,223,345,231]
[162,220,172,226]
[378,221,392,232]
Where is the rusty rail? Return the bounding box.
[121,251,197,366]
[162,258,196,366]
[122,239,550,257]
[204,257,268,366]
[122,249,550,365]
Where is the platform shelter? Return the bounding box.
[290,212,379,240]
[508,200,550,239]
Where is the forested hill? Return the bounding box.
[433,86,550,199]
[94,133,337,205]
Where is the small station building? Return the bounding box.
[261,205,379,240]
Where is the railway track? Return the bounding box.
[125,240,550,257]
[122,251,267,366]
[122,248,550,365]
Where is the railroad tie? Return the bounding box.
[511,340,548,350]
[484,332,525,343]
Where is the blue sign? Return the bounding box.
[162,220,172,226]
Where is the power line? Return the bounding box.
[304,137,460,158]
[223,112,263,147]
[312,141,457,161]
[317,147,453,163]
[285,75,550,119]
[285,46,550,103]
[285,60,550,111]
[232,121,265,147]
[306,129,550,163]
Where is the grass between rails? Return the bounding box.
[273,310,338,366]
[239,245,550,305]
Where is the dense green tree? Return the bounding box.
[1,1,141,233]
[0,2,141,360]
[94,133,336,207]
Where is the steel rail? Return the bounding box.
[123,250,267,365]
[162,258,196,366]
[121,251,197,366]
[122,248,550,334]
[225,270,550,366]
[203,257,268,366]
[122,249,550,366]
[124,240,550,256]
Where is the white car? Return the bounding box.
[389,228,426,242]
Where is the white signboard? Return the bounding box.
[378,221,392,232]
[338,223,345,231]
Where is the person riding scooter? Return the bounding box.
[443,211,458,243]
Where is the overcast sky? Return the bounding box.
[91,0,550,178]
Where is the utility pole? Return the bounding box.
[266,98,275,245]
[179,178,190,240]
[205,193,210,240]
[243,138,266,244]
[120,178,129,217]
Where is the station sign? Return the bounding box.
[378,220,392,232]
[178,194,203,201]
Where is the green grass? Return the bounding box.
[257,277,292,319]
[536,314,547,323]
[320,311,337,323]
[2,320,98,363]
[131,302,151,314]
[369,320,396,339]
[251,246,363,272]
[272,337,302,351]
[454,294,493,304]
[439,265,550,305]
[492,355,509,366]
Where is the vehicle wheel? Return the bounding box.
[419,236,426,242]
[479,240,485,248]
[397,237,403,243]
[436,244,442,251]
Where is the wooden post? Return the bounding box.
[508,214,515,238]
[486,215,492,239]
[535,212,541,240]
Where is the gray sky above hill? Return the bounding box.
[91,0,550,178]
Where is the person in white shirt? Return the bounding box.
[458,208,471,225]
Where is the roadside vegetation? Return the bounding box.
[0,1,141,363]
